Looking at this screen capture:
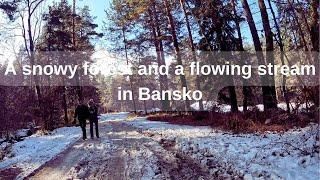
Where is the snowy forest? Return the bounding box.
[0,0,319,179]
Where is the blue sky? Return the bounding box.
[72,0,110,31]
[65,0,267,47]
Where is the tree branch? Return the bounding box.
[30,0,45,16]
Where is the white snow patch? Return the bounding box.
[126,118,320,179]
[14,129,30,138]
[124,147,159,180]
[0,127,81,179]
[99,112,130,122]
[126,117,213,140]
[191,101,314,113]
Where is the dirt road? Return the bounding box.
[28,120,214,180]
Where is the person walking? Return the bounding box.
[88,99,99,139]
[74,102,90,140]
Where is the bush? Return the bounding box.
[226,117,255,133]
[147,108,318,133]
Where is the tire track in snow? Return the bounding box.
[28,120,218,180]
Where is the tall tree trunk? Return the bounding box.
[185,0,214,52]
[310,0,319,52]
[72,0,83,103]
[257,0,278,109]
[241,0,262,51]
[63,87,68,124]
[288,0,309,51]
[209,1,238,113]
[232,0,250,112]
[267,0,290,113]
[149,2,171,111]
[0,87,6,135]
[179,0,204,111]
[122,28,137,113]
[241,0,278,110]
[25,0,46,128]
[217,26,238,113]
[296,0,312,37]
[163,0,190,111]
[310,0,319,107]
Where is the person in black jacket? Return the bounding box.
[88,99,99,139]
[74,103,90,140]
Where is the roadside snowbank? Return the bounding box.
[0,127,81,179]
[191,101,313,112]
[125,118,320,179]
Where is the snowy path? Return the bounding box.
[27,119,215,180]
[0,127,81,179]
[1,113,318,180]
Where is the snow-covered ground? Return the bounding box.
[1,113,319,179]
[125,118,320,179]
[0,127,81,179]
[99,112,130,122]
[191,101,313,112]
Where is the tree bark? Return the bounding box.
[257,0,278,109]
[25,0,47,128]
[122,28,137,113]
[267,0,290,113]
[72,0,84,103]
[62,87,68,124]
[149,2,171,111]
[241,0,278,110]
[232,0,250,112]
[0,87,6,134]
[179,0,204,111]
[163,0,190,111]
[310,0,319,52]
[287,0,309,51]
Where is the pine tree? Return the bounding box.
[241,0,278,110]
[190,0,239,112]
[37,0,101,129]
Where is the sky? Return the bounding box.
[72,0,110,32]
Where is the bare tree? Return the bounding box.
[179,0,203,111]
[163,0,190,111]
[20,0,46,127]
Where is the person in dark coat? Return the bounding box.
[74,103,90,140]
[88,99,99,139]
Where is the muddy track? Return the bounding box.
[145,142,212,180]
[142,132,229,180]
[26,121,217,180]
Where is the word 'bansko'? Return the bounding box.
[117,87,202,101]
